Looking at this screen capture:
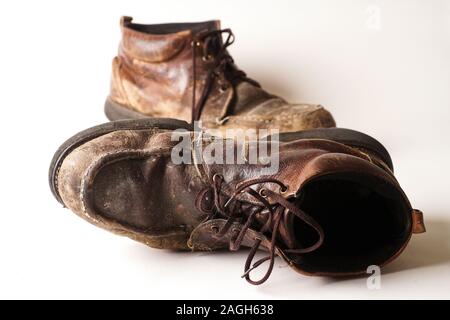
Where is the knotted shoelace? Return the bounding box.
[195,174,324,285]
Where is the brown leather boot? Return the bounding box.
[105,17,336,132]
[49,119,424,285]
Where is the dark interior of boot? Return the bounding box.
[290,172,412,274]
[127,21,216,34]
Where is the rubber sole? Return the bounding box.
[49,118,193,205]
[105,98,145,121]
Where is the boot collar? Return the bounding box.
[120,16,220,63]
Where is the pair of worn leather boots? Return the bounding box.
[49,17,425,285]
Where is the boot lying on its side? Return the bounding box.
[105,17,336,133]
[49,119,425,285]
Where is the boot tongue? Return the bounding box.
[191,21,221,35]
[277,207,324,251]
[252,204,319,251]
[277,211,299,249]
[250,195,318,251]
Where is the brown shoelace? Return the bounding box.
[191,29,260,124]
[195,174,324,285]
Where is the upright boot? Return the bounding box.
[49,119,424,285]
[105,17,336,132]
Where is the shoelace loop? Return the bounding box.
[195,174,324,285]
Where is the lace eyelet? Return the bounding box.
[219,84,229,92]
[212,173,223,183]
[259,188,268,197]
[202,55,212,62]
[280,185,288,194]
[211,226,219,233]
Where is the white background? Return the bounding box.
[0,0,449,299]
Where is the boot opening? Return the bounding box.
[126,21,218,35]
[290,172,412,274]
